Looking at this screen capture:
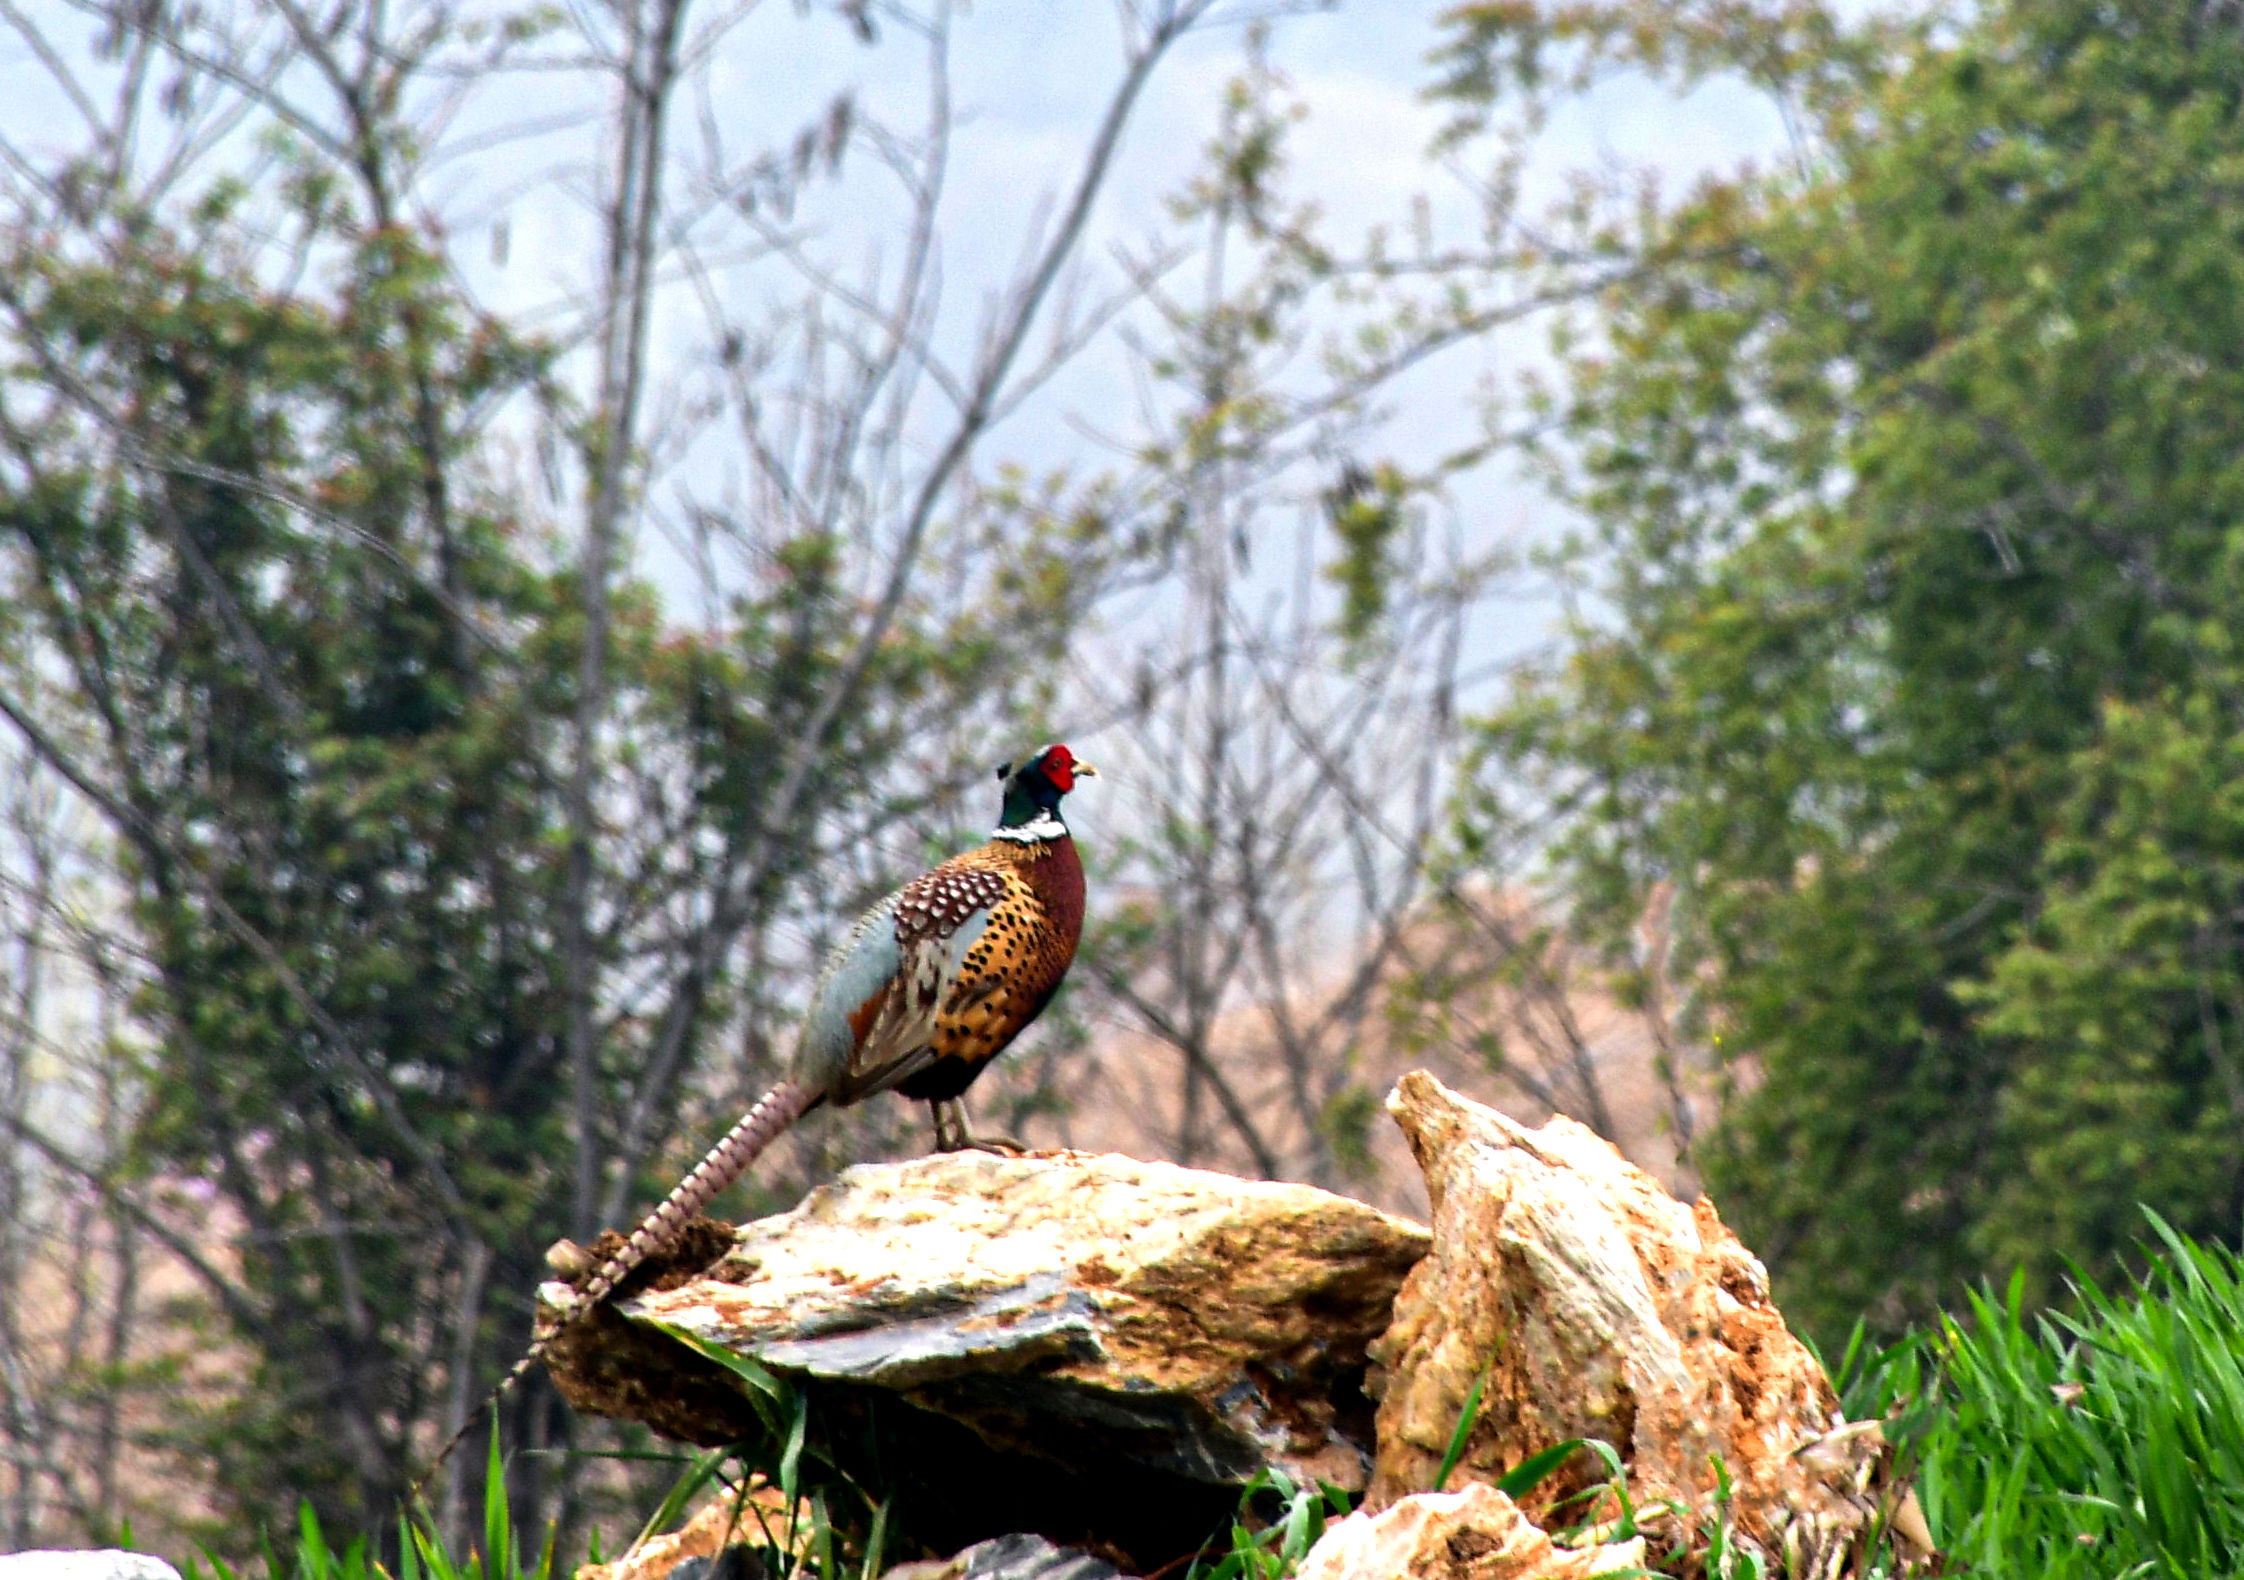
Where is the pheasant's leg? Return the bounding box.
[940,1092,1026,1156]
[928,1100,958,1152]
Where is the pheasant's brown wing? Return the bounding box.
[798,857,1012,1103]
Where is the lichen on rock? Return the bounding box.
[1366,1071,1894,1574]
[1294,1483,1644,1580]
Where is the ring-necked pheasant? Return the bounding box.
[414,743,1095,1492]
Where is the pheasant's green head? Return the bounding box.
[995,743,1097,833]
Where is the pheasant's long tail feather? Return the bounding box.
[407,1079,817,1504]
[562,1079,816,1318]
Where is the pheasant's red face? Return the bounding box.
[1035,743,1096,793]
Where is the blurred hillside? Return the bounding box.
[1034,886,1711,1221]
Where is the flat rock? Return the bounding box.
[1296,1484,1642,1580]
[1367,1072,1889,1571]
[545,1149,1428,1571]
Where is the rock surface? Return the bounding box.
[545,1148,1428,1571]
[576,1488,797,1580]
[0,1556,182,1580]
[574,1499,1120,1580]
[1296,1484,1643,1580]
[1367,1072,1887,1572]
[881,1534,1124,1580]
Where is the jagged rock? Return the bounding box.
[575,1487,797,1580]
[545,1149,1428,1572]
[882,1533,1126,1580]
[1296,1483,1643,1580]
[1366,1072,1890,1573]
[0,1556,181,1580]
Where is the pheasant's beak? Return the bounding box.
[1073,761,1099,779]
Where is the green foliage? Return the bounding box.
[1435,1369,1490,1493]
[0,189,590,1535]
[1839,1214,2244,1577]
[1185,1471,1355,1580]
[649,1324,894,1576]
[1447,0,2244,1334]
[1184,1382,1621,1580]
[184,1431,563,1580]
[179,1384,900,1580]
[1314,1084,1382,1183]
[1320,463,1410,649]
[1690,1459,1769,1580]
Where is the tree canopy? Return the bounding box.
[1456,0,2244,1335]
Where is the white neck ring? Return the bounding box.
[991,808,1067,844]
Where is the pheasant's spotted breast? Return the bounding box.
[911,839,1084,1084]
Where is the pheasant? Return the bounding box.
[414,743,1095,1493]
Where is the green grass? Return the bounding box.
[1840,1211,2244,1578]
[183,1432,566,1580]
[1184,1470,1356,1580]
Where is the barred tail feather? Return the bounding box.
[408,1078,815,1503]
[554,1079,816,1324]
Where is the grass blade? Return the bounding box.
[1496,1439,1584,1500]
[1436,1370,1490,1492]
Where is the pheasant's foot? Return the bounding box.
[929,1098,1027,1155]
